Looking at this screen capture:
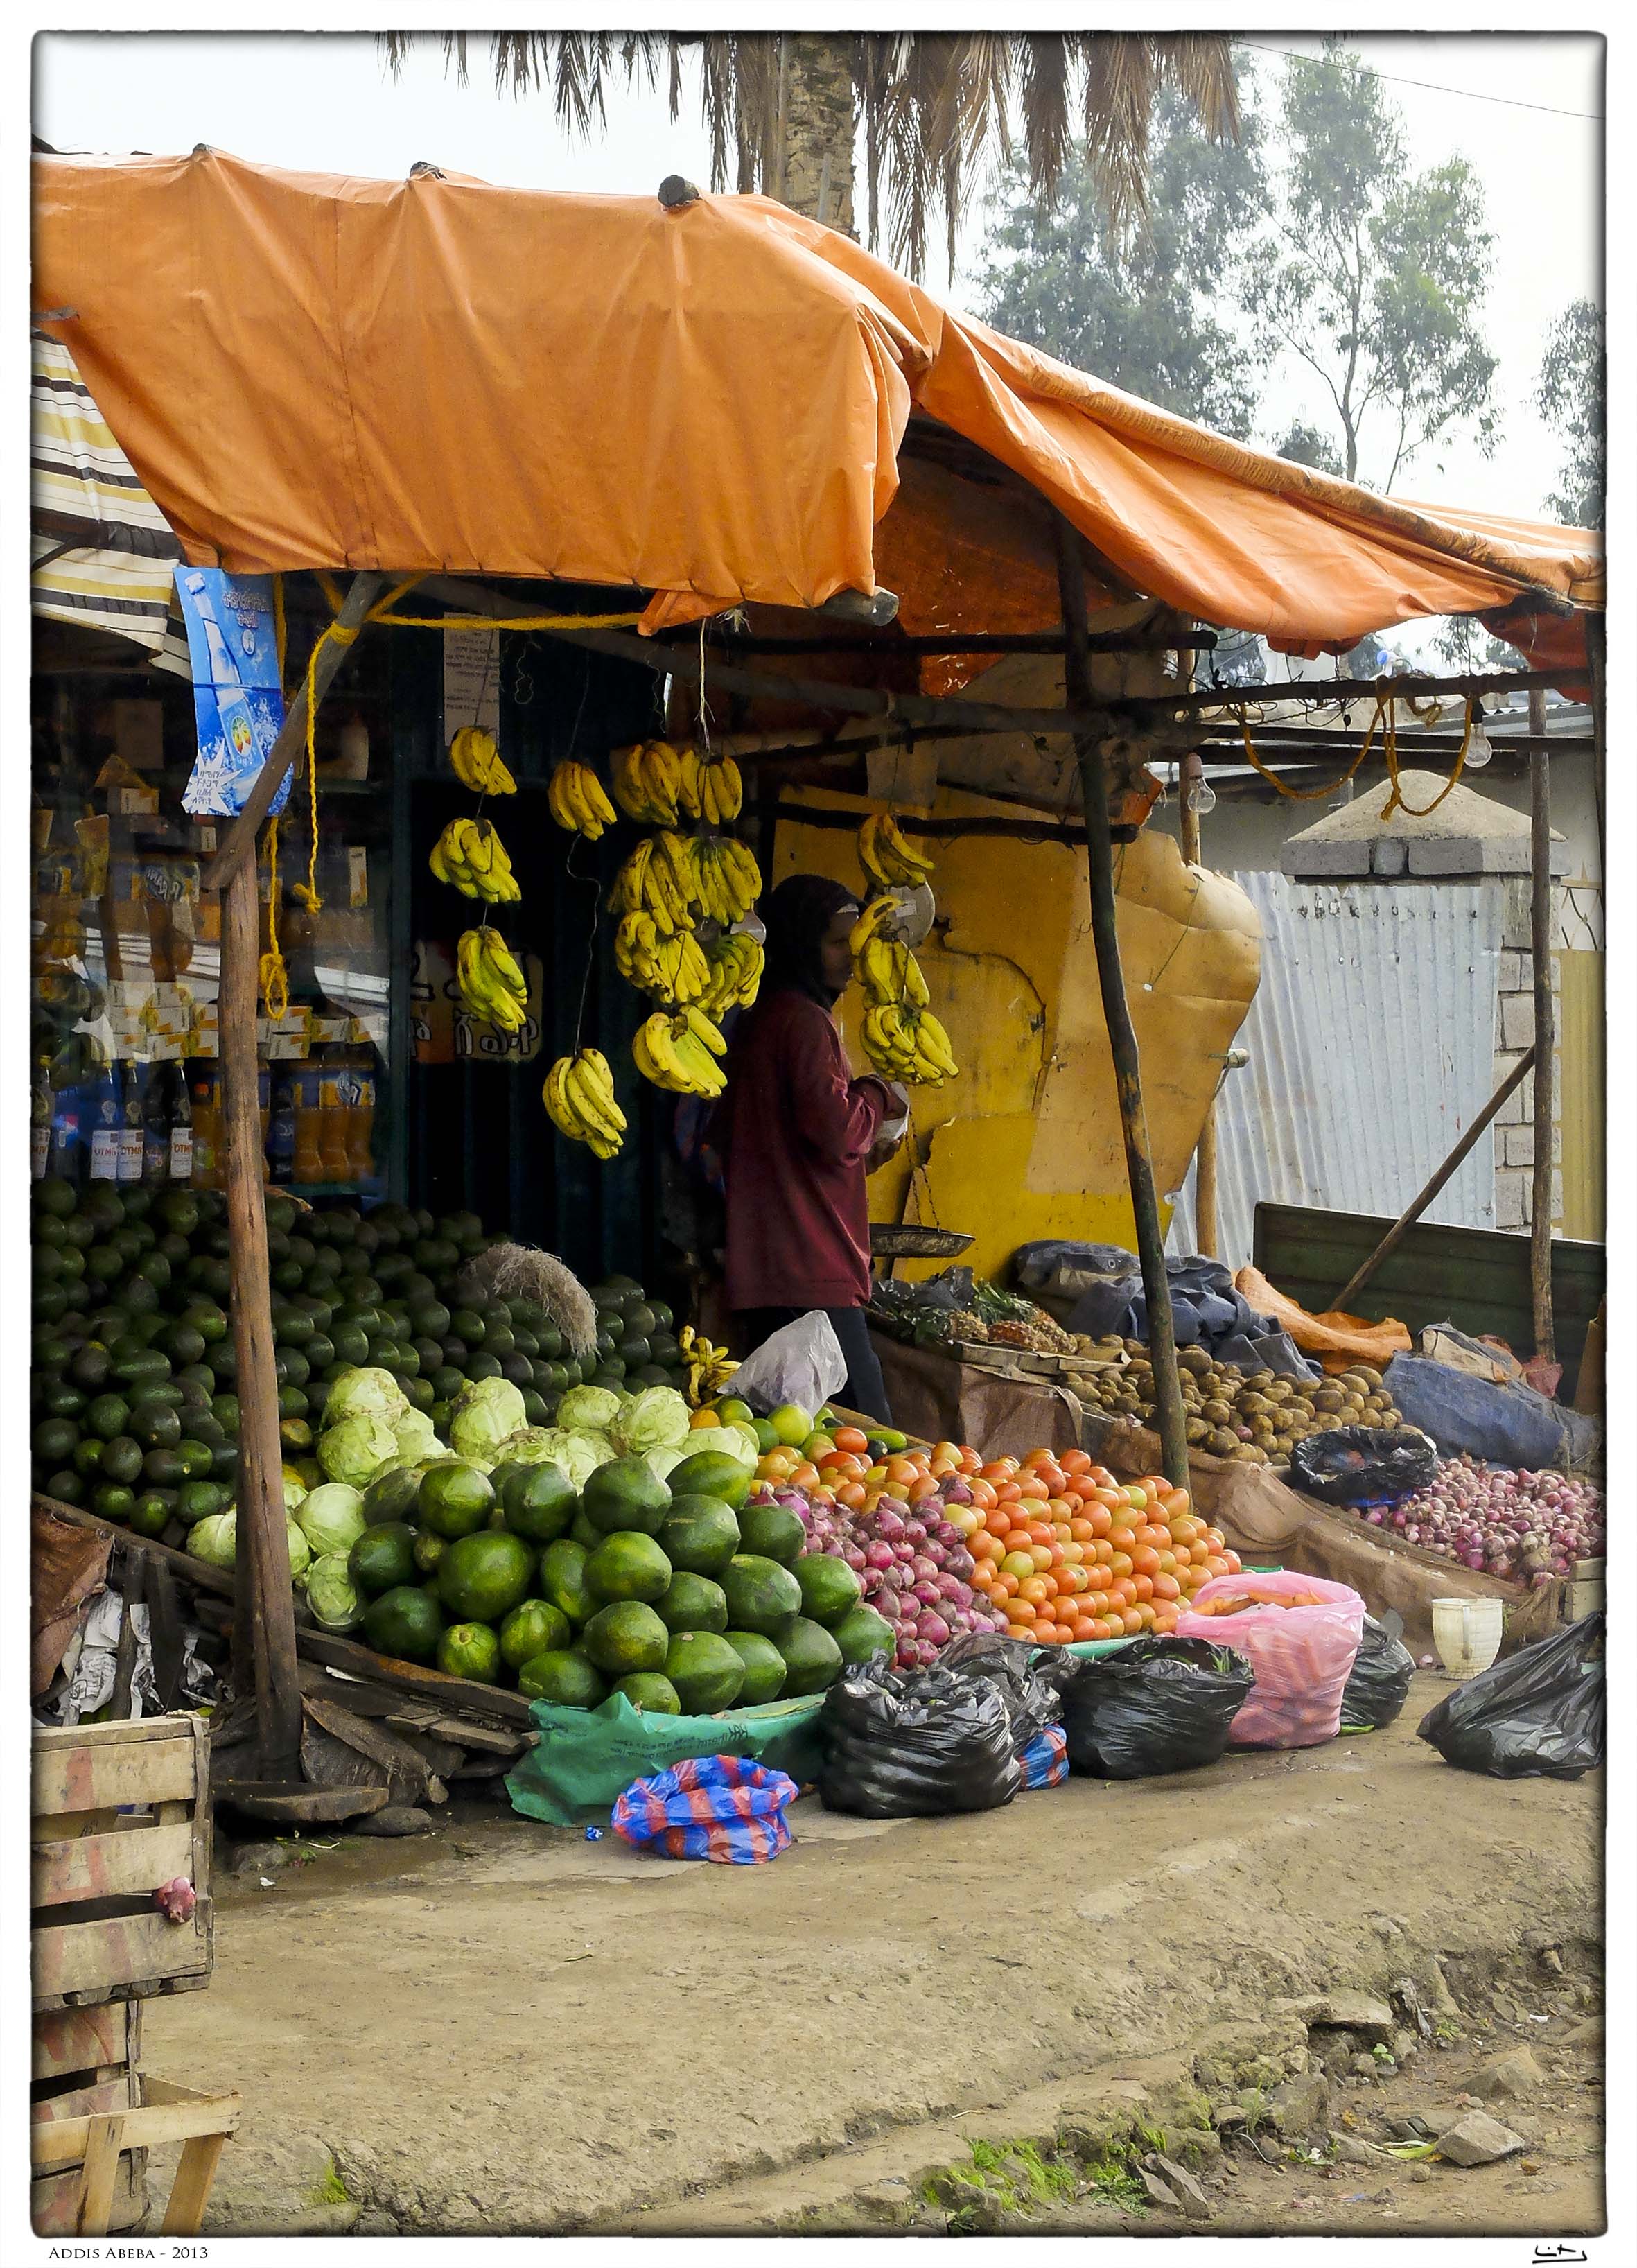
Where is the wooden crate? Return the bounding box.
[32,2072,240,2237]
[32,2002,147,2234]
[33,1713,213,2012]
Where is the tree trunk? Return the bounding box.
[780,33,855,231]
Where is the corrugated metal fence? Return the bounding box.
[1168,873,1503,1268]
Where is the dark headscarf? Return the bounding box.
[760,873,859,1008]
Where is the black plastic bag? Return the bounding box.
[933,1630,1062,1756]
[1339,1614,1417,1733]
[1417,1612,1604,1780]
[1290,1424,1437,1506]
[1058,1636,1254,1779]
[818,1660,1021,1817]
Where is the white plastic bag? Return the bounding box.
[731,1312,848,1415]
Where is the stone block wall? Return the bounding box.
[1495,879,1562,1232]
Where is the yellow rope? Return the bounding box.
[1237,698,1386,799]
[1381,699,1476,818]
[259,814,289,1020]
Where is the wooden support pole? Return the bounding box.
[1330,1045,1537,1314]
[222,837,301,1773]
[1529,688,1556,1361]
[1177,752,1218,1260]
[1053,517,1190,1487]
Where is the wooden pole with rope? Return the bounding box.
[1053,515,1190,1487]
[1528,687,1556,1363]
[1177,749,1219,1259]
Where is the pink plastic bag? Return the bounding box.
[1176,1571,1365,1749]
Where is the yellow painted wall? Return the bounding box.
[773,786,1263,1279]
[1558,950,1604,1240]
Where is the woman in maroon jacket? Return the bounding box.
[709,875,905,1423]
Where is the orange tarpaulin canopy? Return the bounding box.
[31,151,1602,650]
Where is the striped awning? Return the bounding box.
[31,330,190,672]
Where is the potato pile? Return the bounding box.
[1067,1338,1406,1468]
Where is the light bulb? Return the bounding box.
[1464,721,1492,769]
[1185,776,1218,815]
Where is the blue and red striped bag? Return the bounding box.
[1017,1724,1069,1790]
[611,1754,799,1864]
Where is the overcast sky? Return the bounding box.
[34,29,1602,539]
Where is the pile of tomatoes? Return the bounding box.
[750,1430,1243,1649]
[954,1451,1243,1646]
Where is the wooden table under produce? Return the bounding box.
[868,1332,1083,1458]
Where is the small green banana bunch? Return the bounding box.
[692,835,761,928]
[543,1047,627,1160]
[429,816,521,903]
[633,1006,728,1097]
[615,913,712,1007]
[548,761,618,841]
[457,927,530,1035]
[700,931,763,1016]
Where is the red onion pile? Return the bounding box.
[754,1478,1009,1671]
[1354,1454,1604,1586]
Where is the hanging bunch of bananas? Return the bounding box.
[547,760,617,841]
[543,1047,627,1160]
[611,740,684,826]
[692,835,762,927]
[700,931,763,1016]
[850,894,929,1006]
[676,746,744,825]
[457,927,530,1034]
[861,1002,959,1088]
[429,817,521,903]
[448,726,517,796]
[615,913,711,1006]
[608,832,698,934]
[858,810,935,889]
[633,1006,727,1097]
[679,1323,739,1407]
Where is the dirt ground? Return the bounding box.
[140,1672,1602,2239]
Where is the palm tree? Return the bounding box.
[379,31,1239,277]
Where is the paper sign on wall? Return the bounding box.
[443,627,500,742]
[176,568,289,818]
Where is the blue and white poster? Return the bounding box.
[176,567,290,818]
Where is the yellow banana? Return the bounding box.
[449,726,517,796]
[683,1005,726,1056]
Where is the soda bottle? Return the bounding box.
[88,1057,122,1182]
[189,1065,223,1189]
[317,1050,351,1183]
[343,1051,377,1184]
[49,1052,85,1185]
[117,1058,147,1183]
[265,1067,297,1184]
[142,1061,173,1185]
[168,1060,194,1183]
[292,1059,325,1185]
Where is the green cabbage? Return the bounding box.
[285,1519,313,1587]
[558,1384,623,1436]
[295,1482,368,1559]
[642,1440,693,1486]
[519,1426,614,1490]
[187,1510,237,1568]
[393,1408,443,1463]
[449,1378,528,1467]
[610,1386,691,1457]
[304,1553,363,1631]
[709,1422,762,1472]
[492,1427,557,1464]
[281,1464,310,1511]
[323,1365,410,1428]
[317,1413,401,1488]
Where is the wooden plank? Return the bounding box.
[32,1903,212,2005]
[32,2077,137,2127]
[33,1731,201,1819]
[33,1493,237,1600]
[30,2152,145,2237]
[33,2000,138,2084]
[34,1817,194,1909]
[302,1694,435,1803]
[76,2113,123,2232]
[294,1623,536,1725]
[33,2082,242,2170]
[161,2132,229,2236]
[33,1711,209,1746]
